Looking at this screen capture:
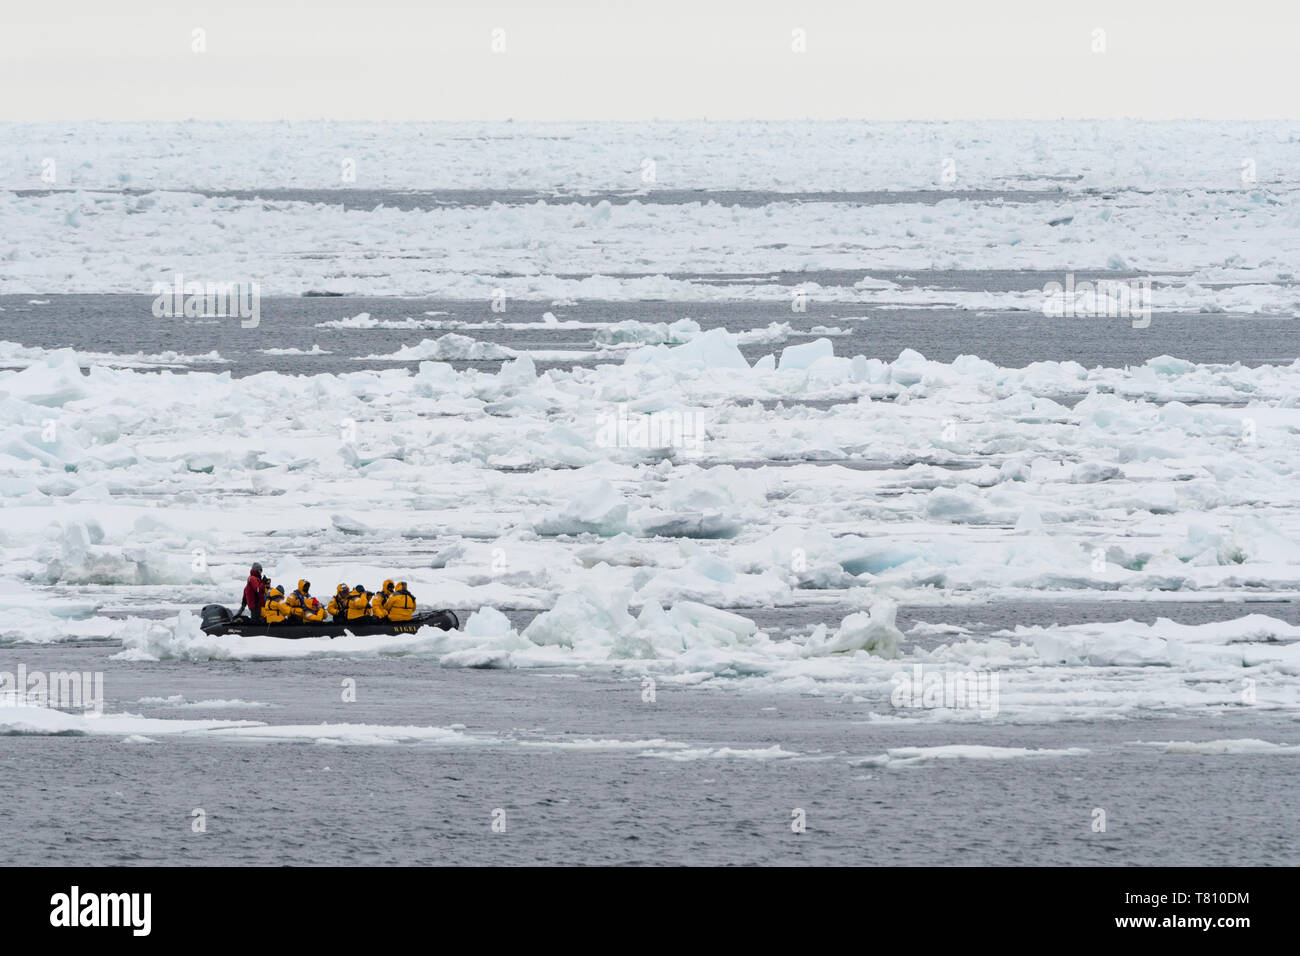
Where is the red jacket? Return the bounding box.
[242,571,267,615]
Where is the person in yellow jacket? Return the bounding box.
[346,585,373,621]
[262,585,291,624]
[326,584,350,622]
[385,581,417,622]
[303,594,327,623]
[370,580,396,620]
[286,580,325,622]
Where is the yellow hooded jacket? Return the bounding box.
[326,585,350,619]
[262,587,291,623]
[303,596,327,622]
[346,587,372,620]
[285,580,321,621]
[371,580,395,620]
[385,582,416,622]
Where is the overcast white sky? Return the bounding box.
[2,0,1296,121]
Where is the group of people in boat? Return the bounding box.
[238,563,418,625]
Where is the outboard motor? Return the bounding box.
[200,604,233,635]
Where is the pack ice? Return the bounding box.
[3,325,1299,729]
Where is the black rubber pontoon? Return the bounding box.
[200,604,459,639]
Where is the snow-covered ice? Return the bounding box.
[2,327,1297,724]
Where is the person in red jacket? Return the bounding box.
[237,562,267,620]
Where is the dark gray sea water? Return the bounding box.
[2,639,1296,866]
[12,185,1068,209]
[3,598,1298,866]
[3,293,1296,378]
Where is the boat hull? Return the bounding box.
[199,604,459,639]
